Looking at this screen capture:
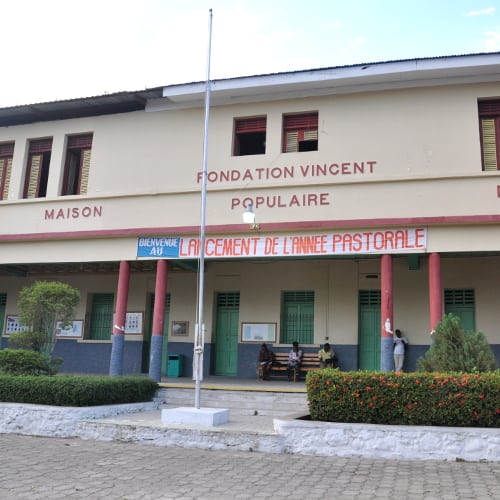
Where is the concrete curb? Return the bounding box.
[77,420,285,453]
[0,402,158,438]
[0,403,498,461]
[274,418,500,462]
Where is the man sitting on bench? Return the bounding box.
[258,343,273,380]
[318,342,337,368]
[287,341,303,381]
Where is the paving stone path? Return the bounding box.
[0,434,499,499]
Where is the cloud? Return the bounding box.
[484,30,500,51]
[466,7,496,16]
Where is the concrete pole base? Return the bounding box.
[161,407,230,426]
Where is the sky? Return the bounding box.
[1,0,500,108]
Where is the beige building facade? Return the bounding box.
[0,53,499,377]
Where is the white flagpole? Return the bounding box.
[193,8,213,410]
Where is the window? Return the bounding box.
[444,289,475,331]
[233,116,266,156]
[0,142,14,200]
[86,293,114,340]
[478,100,500,171]
[23,138,52,198]
[61,134,93,195]
[282,112,318,153]
[281,290,314,344]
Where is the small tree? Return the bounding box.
[417,313,498,372]
[16,281,80,359]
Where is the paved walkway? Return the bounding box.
[0,433,499,500]
[2,377,499,499]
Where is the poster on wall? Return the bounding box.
[171,321,189,336]
[55,320,83,338]
[112,312,144,334]
[124,312,143,334]
[3,315,29,336]
[241,323,277,343]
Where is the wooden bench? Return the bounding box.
[257,352,321,382]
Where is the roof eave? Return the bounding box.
[154,53,500,110]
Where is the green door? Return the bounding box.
[214,292,240,376]
[281,291,314,344]
[87,293,114,340]
[358,290,381,371]
[444,289,475,331]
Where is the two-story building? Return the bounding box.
[1,52,500,378]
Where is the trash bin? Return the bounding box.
[167,354,184,377]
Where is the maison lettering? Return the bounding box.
[197,161,377,184]
[44,206,103,220]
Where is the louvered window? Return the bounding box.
[282,112,318,153]
[217,292,240,307]
[0,142,14,201]
[86,293,114,340]
[233,116,266,156]
[281,291,314,344]
[359,290,381,306]
[62,134,93,195]
[479,100,500,171]
[23,138,52,199]
[444,289,475,305]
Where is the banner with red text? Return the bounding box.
[137,228,427,259]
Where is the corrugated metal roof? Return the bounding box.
[2,53,500,126]
[0,88,163,126]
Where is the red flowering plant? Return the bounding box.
[306,370,499,427]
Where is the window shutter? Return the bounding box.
[0,142,14,156]
[283,113,318,130]
[304,130,318,141]
[29,138,52,153]
[285,131,299,152]
[79,149,91,194]
[481,118,498,171]
[68,134,92,149]
[478,101,500,117]
[26,154,41,198]
[235,117,266,133]
[0,143,14,201]
[1,158,12,200]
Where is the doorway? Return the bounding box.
[358,290,381,370]
[214,292,240,376]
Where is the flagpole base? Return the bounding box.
[161,407,230,426]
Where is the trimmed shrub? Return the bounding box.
[0,375,159,406]
[0,349,60,375]
[8,331,48,353]
[417,314,497,372]
[307,370,500,428]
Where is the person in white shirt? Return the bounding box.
[393,329,409,372]
[287,341,303,381]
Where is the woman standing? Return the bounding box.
[393,329,409,372]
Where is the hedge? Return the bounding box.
[0,375,159,407]
[0,349,59,375]
[307,370,500,428]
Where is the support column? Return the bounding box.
[149,260,168,382]
[109,261,130,376]
[380,254,394,372]
[428,252,443,333]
